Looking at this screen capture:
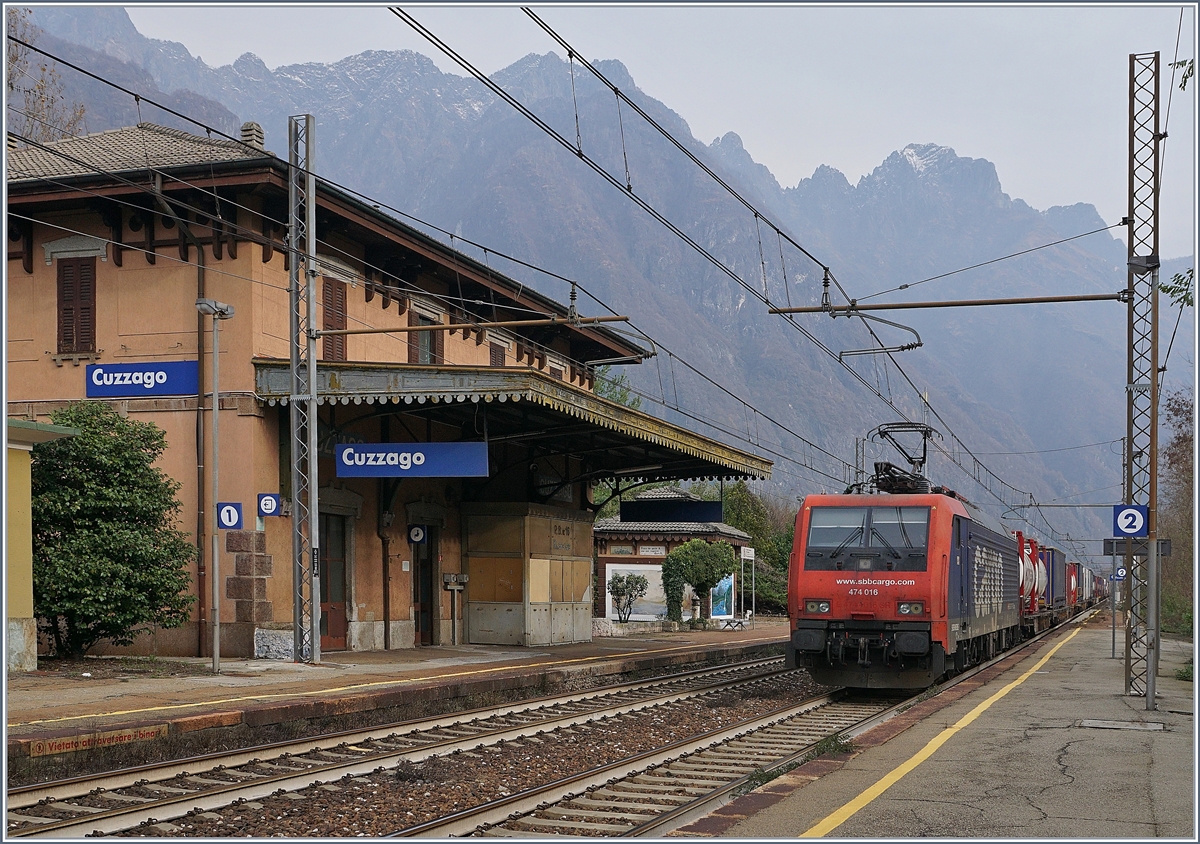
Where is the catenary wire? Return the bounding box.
[7,207,847,489]
[8,129,854,486]
[8,33,1076,547]
[389,9,1083,545]
[854,223,1128,303]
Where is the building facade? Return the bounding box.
[6,123,771,658]
[6,419,77,670]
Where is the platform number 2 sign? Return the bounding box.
[1113,505,1148,538]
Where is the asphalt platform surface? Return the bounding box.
[676,610,1195,839]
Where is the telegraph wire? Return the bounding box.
[519,6,829,273]
[392,9,1082,544]
[1,36,860,484]
[970,439,1123,456]
[512,10,1125,538]
[7,33,1076,546]
[8,144,852,488]
[14,211,852,486]
[855,223,1129,303]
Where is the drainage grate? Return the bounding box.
[1077,719,1164,731]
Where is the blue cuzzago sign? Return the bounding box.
[335,442,489,478]
[86,360,200,398]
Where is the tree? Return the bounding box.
[593,365,642,410]
[661,554,687,623]
[6,6,86,144]
[591,364,655,517]
[32,402,196,656]
[661,539,736,620]
[688,479,795,614]
[1172,58,1193,92]
[608,572,649,623]
[1161,268,1194,309]
[1158,387,1193,634]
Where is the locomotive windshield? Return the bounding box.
[804,506,929,571]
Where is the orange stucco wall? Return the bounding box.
[7,198,589,657]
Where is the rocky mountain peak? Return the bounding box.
[899,142,956,173]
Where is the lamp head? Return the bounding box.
[196,298,235,319]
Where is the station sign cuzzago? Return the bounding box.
[85,360,199,398]
[335,442,489,478]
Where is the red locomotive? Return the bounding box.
[786,461,1107,690]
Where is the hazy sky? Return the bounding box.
[124,3,1197,258]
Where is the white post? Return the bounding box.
[211,313,220,674]
[751,558,756,629]
[197,298,234,674]
[1147,538,1158,709]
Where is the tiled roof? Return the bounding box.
[7,123,270,182]
[633,486,704,501]
[593,519,751,541]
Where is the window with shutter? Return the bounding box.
[322,277,347,361]
[489,342,506,367]
[409,311,440,365]
[57,256,96,354]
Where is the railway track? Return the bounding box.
[6,657,788,838]
[9,620,1090,838]
[392,617,1095,838]
[395,692,901,838]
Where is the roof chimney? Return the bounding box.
[240,121,264,150]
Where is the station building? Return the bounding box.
[5,122,771,658]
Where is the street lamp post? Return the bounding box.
[197,298,235,674]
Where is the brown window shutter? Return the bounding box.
[322,277,347,361]
[77,258,96,351]
[489,342,505,367]
[57,256,96,354]
[433,316,444,364]
[407,308,419,364]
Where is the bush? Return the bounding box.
[32,402,196,656]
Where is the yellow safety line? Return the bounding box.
[800,627,1082,838]
[8,634,776,728]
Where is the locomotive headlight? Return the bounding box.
[805,600,832,614]
[897,601,924,615]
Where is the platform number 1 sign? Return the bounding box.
[217,502,243,530]
[1113,505,1148,538]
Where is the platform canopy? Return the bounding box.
[254,360,772,484]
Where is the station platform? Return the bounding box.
[5,620,787,777]
[677,610,1195,839]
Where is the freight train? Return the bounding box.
[786,463,1108,689]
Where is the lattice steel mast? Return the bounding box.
[1123,53,1161,706]
[289,114,321,663]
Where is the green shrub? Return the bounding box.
[32,402,196,656]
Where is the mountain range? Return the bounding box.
[21,7,1195,551]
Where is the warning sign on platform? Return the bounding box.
[29,724,169,757]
